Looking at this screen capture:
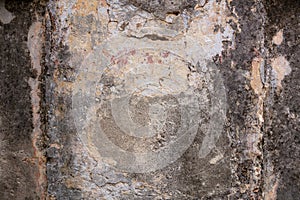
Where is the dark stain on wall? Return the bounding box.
[128,0,198,19]
[0,1,36,199]
[0,0,47,199]
[44,4,82,197]
[263,0,300,199]
[218,0,266,198]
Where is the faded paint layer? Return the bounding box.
[46,0,235,198]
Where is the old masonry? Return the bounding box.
[0,0,299,199]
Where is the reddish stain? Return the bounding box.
[111,56,116,63]
[162,51,169,58]
[158,59,162,64]
[129,49,136,55]
[147,56,154,64]
[117,58,128,66]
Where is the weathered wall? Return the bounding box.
[0,0,299,199]
[0,0,47,199]
[263,0,300,199]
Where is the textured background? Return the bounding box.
[0,0,299,199]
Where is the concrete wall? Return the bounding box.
[0,0,299,199]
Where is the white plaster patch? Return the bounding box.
[272,29,283,45]
[271,55,291,91]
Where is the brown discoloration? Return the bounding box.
[250,57,264,95]
[68,0,109,65]
[27,21,47,199]
[72,0,99,16]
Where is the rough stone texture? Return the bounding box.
[263,0,300,199]
[127,0,198,19]
[0,0,47,199]
[0,0,299,199]
[45,0,234,199]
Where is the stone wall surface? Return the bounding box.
[0,0,299,199]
